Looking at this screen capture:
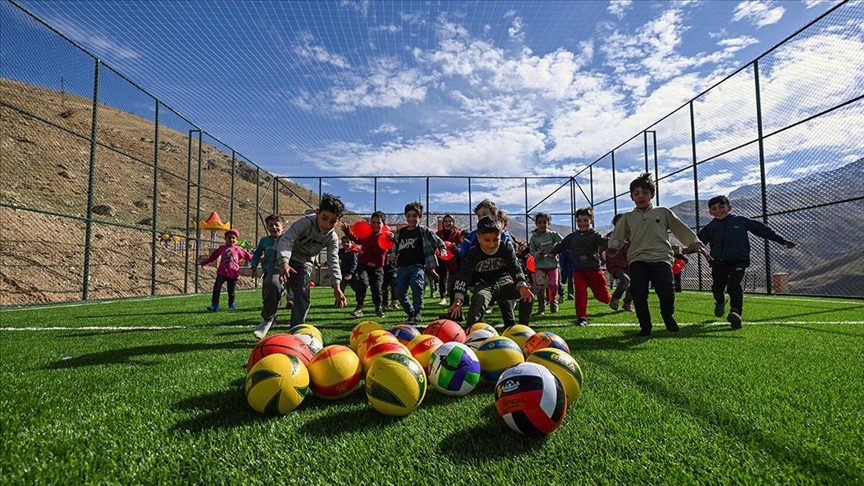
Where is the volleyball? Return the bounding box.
[526,348,584,403]
[365,353,427,416]
[288,324,324,356]
[307,345,362,400]
[501,324,536,351]
[350,320,385,350]
[247,333,313,371]
[495,362,567,435]
[464,329,496,350]
[356,330,398,362]
[475,336,525,381]
[428,342,481,397]
[523,331,570,356]
[362,341,411,374]
[390,324,420,345]
[423,319,466,343]
[406,334,444,374]
[467,322,498,336]
[245,354,310,414]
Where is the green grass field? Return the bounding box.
[1,290,862,484]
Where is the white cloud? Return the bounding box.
[371,123,399,135]
[732,1,786,28]
[508,16,526,42]
[294,32,350,69]
[608,0,633,20]
[717,35,760,52]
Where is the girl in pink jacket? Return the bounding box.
[200,229,252,311]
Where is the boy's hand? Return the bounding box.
[333,286,346,308]
[448,300,463,320]
[784,240,796,249]
[698,248,713,261]
[518,286,535,302]
[339,222,350,234]
[278,263,296,285]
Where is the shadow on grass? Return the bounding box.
[590,354,859,481]
[438,402,548,461]
[746,304,864,322]
[564,324,730,352]
[774,323,864,338]
[173,378,262,432]
[45,340,251,368]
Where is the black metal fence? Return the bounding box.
[1,1,861,306]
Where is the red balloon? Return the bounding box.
[672,258,686,275]
[436,247,454,261]
[378,231,394,250]
[526,255,536,272]
[352,220,373,239]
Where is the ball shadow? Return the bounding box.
[437,402,547,461]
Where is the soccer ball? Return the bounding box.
[475,336,525,381]
[245,354,310,414]
[526,348,584,403]
[523,331,570,356]
[307,345,362,400]
[495,362,567,435]
[288,324,324,356]
[423,319,466,343]
[247,333,313,371]
[428,342,481,397]
[365,353,427,416]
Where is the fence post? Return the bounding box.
[150,100,160,296]
[81,58,101,301]
[184,130,196,294]
[689,101,702,291]
[194,131,203,294]
[611,151,617,215]
[230,150,236,229]
[753,60,772,294]
[468,178,473,228]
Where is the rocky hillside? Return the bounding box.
[0,77,353,306]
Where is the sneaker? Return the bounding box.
[637,328,651,337]
[536,310,546,316]
[413,312,423,323]
[666,322,680,332]
[728,312,742,329]
[576,317,589,327]
[438,298,448,306]
[609,297,619,311]
[375,308,385,318]
[229,303,237,310]
[285,300,294,310]
[206,305,219,312]
[550,302,559,313]
[567,294,574,300]
[623,301,633,312]
[253,320,272,339]
[714,299,727,317]
[390,301,400,310]
[350,308,364,318]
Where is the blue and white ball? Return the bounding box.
[428,342,482,397]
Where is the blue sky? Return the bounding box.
[2,0,862,220]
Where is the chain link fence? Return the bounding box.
[1,1,861,306]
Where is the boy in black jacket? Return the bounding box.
[448,216,534,330]
[697,195,796,329]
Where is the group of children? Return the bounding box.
[199,173,796,339]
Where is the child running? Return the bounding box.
[200,228,252,312]
[697,195,796,329]
[529,212,563,314]
[548,207,610,326]
[607,173,705,336]
[341,211,389,318]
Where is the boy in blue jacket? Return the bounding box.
[697,195,796,329]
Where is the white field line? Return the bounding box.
[745,295,863,305]
[2,321,864,332]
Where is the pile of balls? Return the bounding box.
[244,319,583,436]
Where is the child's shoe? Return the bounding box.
[714,298,727,317]
[728,312,742,329]
[438,298,448,306]
[285,300,294,310]
[666,322,680,332]
[637,328,651,337]
[576,317,589,327]
[623,301,633,312]
[413,312,423,323]
[253,320,272,339]
[375,307,385,318]
[350,308,364,318]
[229,303,237,310]
[206,305,219,312]
[609,297,619,311]
[550,301,559,313]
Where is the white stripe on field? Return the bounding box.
[2,321,864,332]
